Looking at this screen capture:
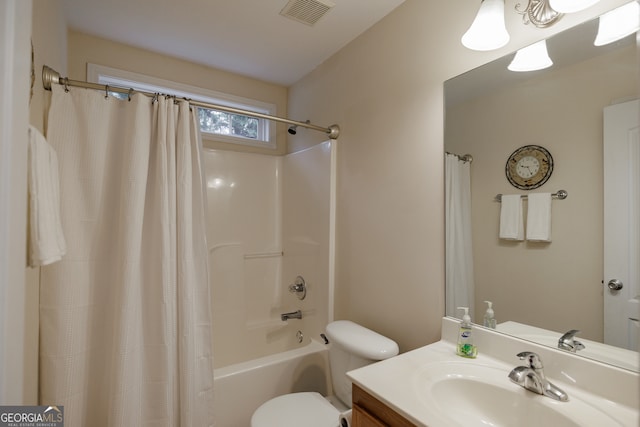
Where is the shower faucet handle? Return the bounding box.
[288,276,307,300]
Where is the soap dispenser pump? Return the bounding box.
[456,307,477,358]
[483,301,496,329]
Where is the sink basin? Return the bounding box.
[414,361,623,427]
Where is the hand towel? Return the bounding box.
[499,195,524,241]
[526,193,552,242]
[28,126,67,266]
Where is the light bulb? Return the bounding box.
[594,1,640,46]
[462,0,510,51]
[549,0,600,13]
[508,40,553,72]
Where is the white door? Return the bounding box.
[603,99,640,351]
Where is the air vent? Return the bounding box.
[280,0,335,26]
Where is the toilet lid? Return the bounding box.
[251,392,341,427]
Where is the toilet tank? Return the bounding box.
[325,320,399,408]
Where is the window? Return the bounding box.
[198,107,261,140]
[88,64,276,149]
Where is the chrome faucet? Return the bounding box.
[558,329,585,353]
[508,351,569,402]
[281,310,302,321]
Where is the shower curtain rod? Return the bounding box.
[42,65,340,140]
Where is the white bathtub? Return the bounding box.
[213,339,331,426]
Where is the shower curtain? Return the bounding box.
[39,85,214,426]
[445,153,475,318]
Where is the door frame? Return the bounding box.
[0,0,33,404]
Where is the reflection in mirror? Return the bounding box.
[444,13,638,371]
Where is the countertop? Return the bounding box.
[346,317,639,427]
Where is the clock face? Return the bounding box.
[506,145,553,190]
[515,155,540,178]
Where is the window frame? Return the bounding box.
[87,63,277,149]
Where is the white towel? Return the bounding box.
[28,126,67,267]
[499,195,524,241]
[526,193,552,242]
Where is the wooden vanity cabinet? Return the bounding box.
[352,384,416,427]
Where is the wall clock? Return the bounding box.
[505,145,553,190]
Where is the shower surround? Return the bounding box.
[205,141,335,369]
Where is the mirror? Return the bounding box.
[444,14,638,371]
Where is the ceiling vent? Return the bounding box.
[280,0,335,26]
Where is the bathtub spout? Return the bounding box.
[281,310,302,321]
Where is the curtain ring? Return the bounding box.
[63,77,70,93]
[104,84,109,99]
[152,93,158,104]
[128,88,134,102]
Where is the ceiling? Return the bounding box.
[63,0,406,86]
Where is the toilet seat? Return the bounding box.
[250,392,341,427]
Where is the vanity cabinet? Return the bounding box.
[352,384,416,427]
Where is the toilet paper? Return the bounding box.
[339,409,352,427]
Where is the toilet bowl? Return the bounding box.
[251,320,399,427]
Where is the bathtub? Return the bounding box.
[213,339,331,426]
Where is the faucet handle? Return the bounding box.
[516,351,544,370]
[558,329,585,352]
[559,329,580,341]
[288,276,307,300]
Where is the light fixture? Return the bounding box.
[508,40,553,72]
[461,0,510,51]
[594,1,640,46]
[549,0,600,13]
[515,0,562,27]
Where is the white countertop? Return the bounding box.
[496,320,639,372]
[347,317,640,427]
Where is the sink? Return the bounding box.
[518,333,638,370]
[496,321,639,372]
[414,361,623,427]
[347,318,638,427]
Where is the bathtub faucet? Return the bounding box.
[281,310,302,321]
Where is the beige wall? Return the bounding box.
[446,45,636,342]
[16,1,633,398]
[287,0,630,352]
[67,31,289,155]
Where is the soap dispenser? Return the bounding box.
[483,301,496,329]
[456,307,477,358]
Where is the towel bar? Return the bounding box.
[495,190,568,202]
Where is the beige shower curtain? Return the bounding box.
[39,85,214,426]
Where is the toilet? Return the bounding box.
[251,320,399,427]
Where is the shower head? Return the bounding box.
[288,120,310,136]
